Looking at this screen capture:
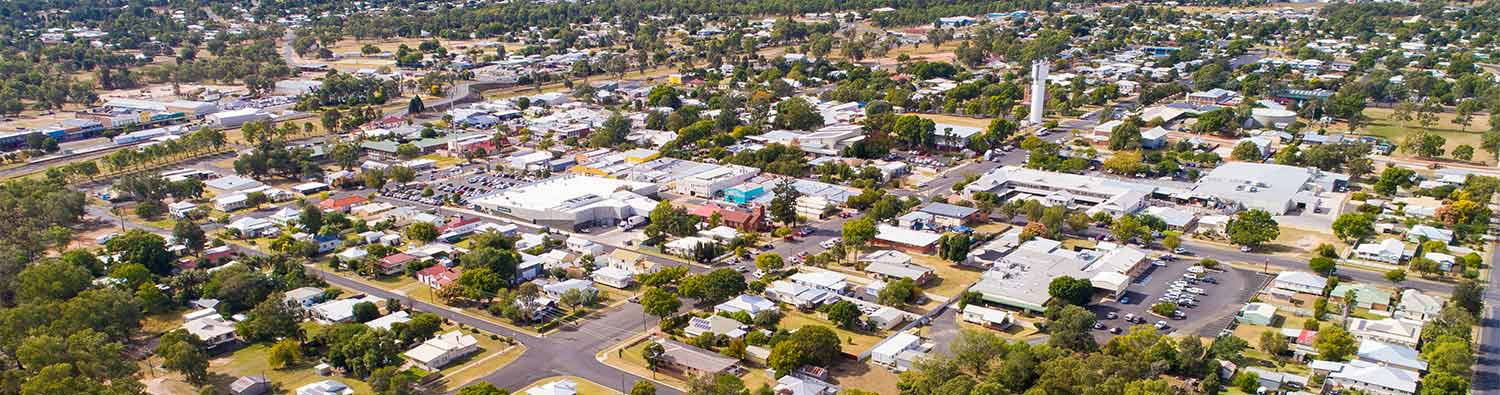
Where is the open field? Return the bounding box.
[1350,107,1496,165]
[915,113,994,129]
[780,309,887,355]
[912,254,984,298]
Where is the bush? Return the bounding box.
[1151,302,1178,316]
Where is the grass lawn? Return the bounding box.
[1355,107,1495,165]
[915,113,993,129]
[780,309,886,355]
[615,338,691,390]
[207,343,374,394]
[420,154,465,169]
[141,309,190,336]
[972,222,1012,235]
[911,255,984,298]
[828,358,901,395]
[516,376,622,395]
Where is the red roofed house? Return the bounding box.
[319,195,368,213]
[690,203,765,232]
[437,216,482,241]
[379,253,417,276]
[417,265,463,289]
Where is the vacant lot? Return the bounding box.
[1351,107,1495,165]
[780,309,887,355]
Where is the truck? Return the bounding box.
[619,215,647,230]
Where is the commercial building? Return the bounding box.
[970,239,1147,312]
[961,166,1155,217]
[472,175,659,230]
[1191,162,1348,215]
[675,164,760,198]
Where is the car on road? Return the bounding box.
[1119,296,1131,304]
[1155,321,1168,330]
[1173,247,1188,254]
[1093,322,1105,330]
[1240,245,1252,252]
[751,270,765,279]
[1105,312,1117,319]
[1123,313,1136,322]
[1109,327,1121,334]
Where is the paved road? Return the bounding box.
[1473,242,1500,394]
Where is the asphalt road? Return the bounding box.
[1472,242,1500,394]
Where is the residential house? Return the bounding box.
[416,265,462,289]
[1237,303,1277,326]
[296,380,354,395]
[318,195,367,213]
[526,379,579,395]
[1322,360,1419,395]
[366,310,411,331]
[379,253,418,276]
[1406,224,1453,244]
[313,234,341,254]
[1356,339,1427,373]
[655,339,740,376]
[714,294,777,316]
[309,296,376,323]
[230,376,271,395]
[183,309,238,348]
[789,271,850,294]
[1354,239,1407,264]
[541,279,595,299]
[1346,317,1424,347]
[1394,289,1444,321]
[685,315,748,339]
[862,260,936,285]
[765,280,835,309]
[1331,283,1393,311]
[284,287,324,307]
[404,331,480,371]
[592,266,634,289]
[774,374,840,395]
[1271,271,1327,295]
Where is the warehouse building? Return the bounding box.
[961,166,1156,217]
[471,175,659,230]
[1191,162,1348,215]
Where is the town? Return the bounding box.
[0,1,1498,395]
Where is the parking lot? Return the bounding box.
[1088,252,1267,340]
[381,166,532,206]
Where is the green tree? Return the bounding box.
[1048,276,1093,306]
[1308,257,1337,276]
[15,258,93,302]
[457,383,511,395]
[1225,209,1279,248]
[1331,212,1374,242]
[630,381,657,395]
[1385,269,1407,283]
[158,329,210,385]
[877,278,919,307]
[640,287,681,321]
[1047,304,1097,352]
[106,229,174,275]
[823,300,862,329]
[172,220,207,252]
[767,325,841,376]
[1230,141,1262,161]
[1315,325,1358,360]
[268,339,303,369]
[405,221,438,243]
[755,253,784,272]
[1258,330,1289,357]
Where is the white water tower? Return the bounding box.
[1029,60,1048,125]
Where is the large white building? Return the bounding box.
[961,166,1156,217]
[471,175,659,230]
[970,238,1148,312]
[675,164,760,198]
[1191,162,1348,215]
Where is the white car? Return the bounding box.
[1187,287,1206,295]
[1155,321,1168,330]
[1186,266,1206,274]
